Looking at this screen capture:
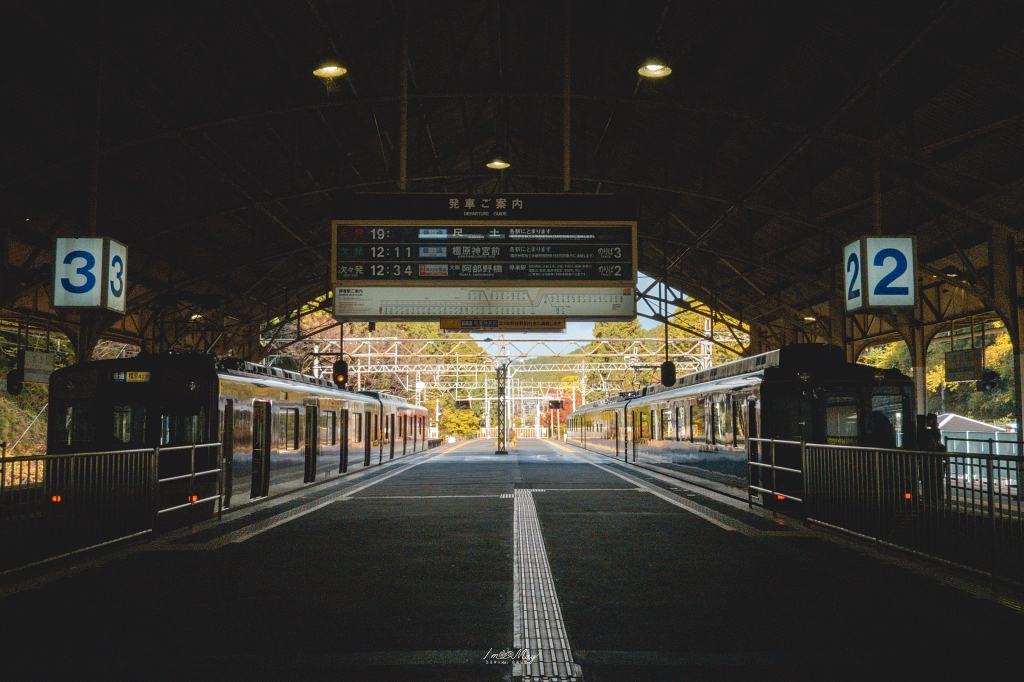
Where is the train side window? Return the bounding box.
[661,409,673,440]
[733,400,746,446]
[713,398,732,445]
[112,404,146,448]
[677,406,688,441]
[277,408,299,451]
[321,410,337,446]
[690,403,705,442]
[870,394,905,448]
[353,413,363,442]
[825,396,859,445]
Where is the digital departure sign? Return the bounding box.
[331,194,638,321]
[334,223,634,285]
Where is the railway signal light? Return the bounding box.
[332,359,348,388]
[549,400,563,410]
[977,369,999,392]
[5,368,24,396]
[661,361,676,387]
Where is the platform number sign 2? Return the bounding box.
[844,240,863,312]
[53,237,128,313]
[844,237,916,312]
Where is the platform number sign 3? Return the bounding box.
[106,240,127,312]
[844,240,863,312]
[844,237,916,312]
[53,237,128,313]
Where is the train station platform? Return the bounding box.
[1,439,1023,681]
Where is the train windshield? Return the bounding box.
[112,404,147,448]
[824,396,859,445]
[870,393,906,448]
[161,413,206,446]
[62,402,97,448]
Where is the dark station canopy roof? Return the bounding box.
[3,1,1024,356]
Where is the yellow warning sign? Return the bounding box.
[440,317,566,332]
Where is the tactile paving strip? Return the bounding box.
[513,489,582,681]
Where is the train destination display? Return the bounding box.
[331,194,638,321]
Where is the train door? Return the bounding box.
[223,399,234,508]
[364,410,372,467]
[389,413,396,459]
[303,405,319,483]
[251,401,271,499]
[615,412,620,459]
[765,394,811,510]
[376,412,383,464]
[340,409,349,473]
[746,399,761,493]
[402,414,408,456]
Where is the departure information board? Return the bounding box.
[334,223,634,284]
[331,194,638,321]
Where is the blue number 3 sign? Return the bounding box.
[61,250,97,294]
[53,237,128,312]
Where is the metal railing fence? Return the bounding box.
[0,442,221,574]
[799,443,1024,583]
[747,438,804,505]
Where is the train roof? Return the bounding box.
[51,353,422,408]
[575,348,780,412]
[570,343,910,415]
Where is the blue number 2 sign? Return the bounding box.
[865,237,915,307]
[843,240,863,312]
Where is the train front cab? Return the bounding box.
[752,345,915,515]
[47,355,221,531]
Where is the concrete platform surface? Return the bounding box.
[0,438,1022,681]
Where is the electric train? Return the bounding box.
[47,353,429,526]
[566,344,916,508]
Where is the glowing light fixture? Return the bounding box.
[313,59,348,79]
[638,59,672,78]
[313,56,348,93]
[190,313,203,322]
[803,315,817,322]
[486,155,511,170]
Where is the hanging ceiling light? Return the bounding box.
[313,57,347,79]
[313,56,348,92]
[638,58,672,78]
[486,154,511,170]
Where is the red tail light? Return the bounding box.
[50,495,62,503]
[904,492,912,500]
[188,495,199,503]
[776,494,785,501]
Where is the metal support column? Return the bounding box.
[495,362,508,454]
